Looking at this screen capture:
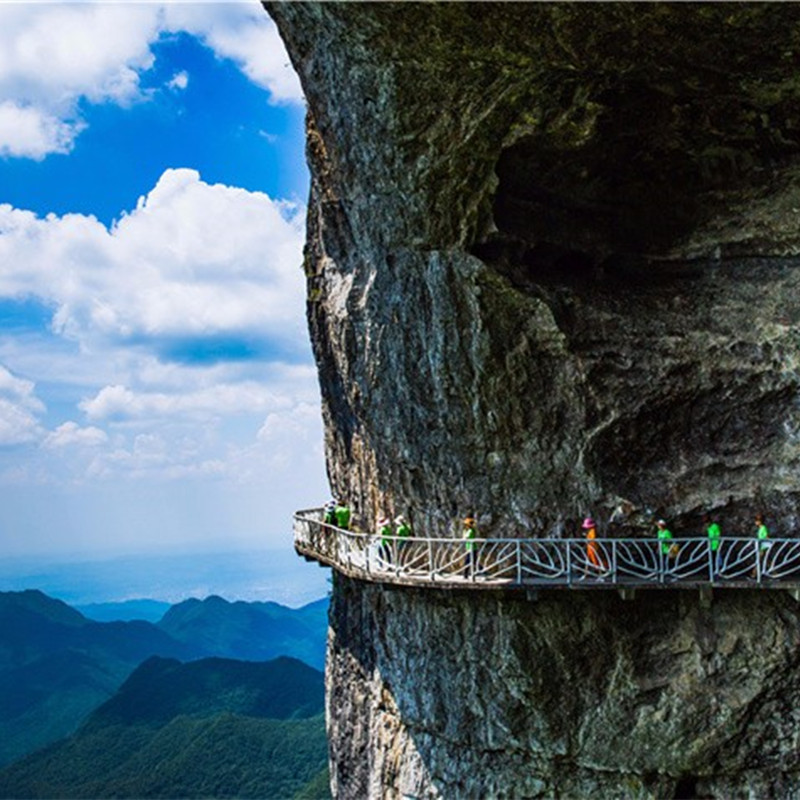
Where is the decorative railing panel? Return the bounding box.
[293,509,800,590]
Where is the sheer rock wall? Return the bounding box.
[327,576,800,799]
[267,3,800,796]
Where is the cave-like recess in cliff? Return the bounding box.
[471,4,800,279]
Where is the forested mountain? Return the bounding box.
[0,590,329,768]
[158,595,328,669]
[0,656,329,799]
[0,591,198,767]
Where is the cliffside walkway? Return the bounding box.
[294,508,800,592]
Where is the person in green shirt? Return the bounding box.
[705,514,721,552]
[462,516,477,578]
[323,500,337,526]
[395,516,411,539]
[656,519,676,560]
[704,514,721,577]
[756,514,769,548]
[755,514,770,578]
[335,502,351,531]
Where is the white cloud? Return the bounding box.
[43,421,107,449]
[80,381,290,422]
[0,364,44,445]
[0,102,83,160]
[0,364,43,412]
[0,168,306,353]
[80,361,318,422]
[0,2,302,159]
[163,4,302,103]
[167,71,189,91]
[0,4,158,107]
[0,398,41,445]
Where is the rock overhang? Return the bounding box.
[269,1,800,535]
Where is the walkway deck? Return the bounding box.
[294,508,800,592]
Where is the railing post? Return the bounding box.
[708,539,714,583]
[365,537,371,575]
[566,541,572,587]
[428,538,434,582]
[470,542,476,582]
[516,540,522,585]
[611,540,617,585]
[755,539,761,585]
[659,542,665,585]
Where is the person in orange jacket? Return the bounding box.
[582,516,605,572]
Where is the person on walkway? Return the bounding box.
[462,516,477,578]
[656,519,676,560]
[335,500,351,531]
[395,515,411,540]
[377,515,392,565]
[756,514,769,545]
[323,500,337,526]
[582,517,604,573]
[704,513,721,576]
[705,514,721,552]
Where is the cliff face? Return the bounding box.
[267,3,800,796]
[327,578,800,799]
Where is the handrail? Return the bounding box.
[294,508,800,590]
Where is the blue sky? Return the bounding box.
[0,2,329,561]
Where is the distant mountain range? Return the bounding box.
[159,595,328,670]
[0,590,328,771]
[76,599,171,623]
[0,656,328,799]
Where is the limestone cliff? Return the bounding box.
[267,3,800,797]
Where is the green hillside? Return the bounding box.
[158,595,328,669]
[0,591,198,767]
[88,655,324,728]
[0,591,329,770]
[0,657,329,799]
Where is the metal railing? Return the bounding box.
[294,508,800,590]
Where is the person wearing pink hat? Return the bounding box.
[582,516,604,573]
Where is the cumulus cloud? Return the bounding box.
[0,364,44,445]
[0,365,43,411]
[80,381,291,422]
[80,361,318,421]
[42,421,107,449]
[0,398,41,445]
[0,168,306,356]
[163,4,302,103]
[256,401,324,471]
[0,102,83,160]
[0,4,158,156]
[0,2,301,159]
